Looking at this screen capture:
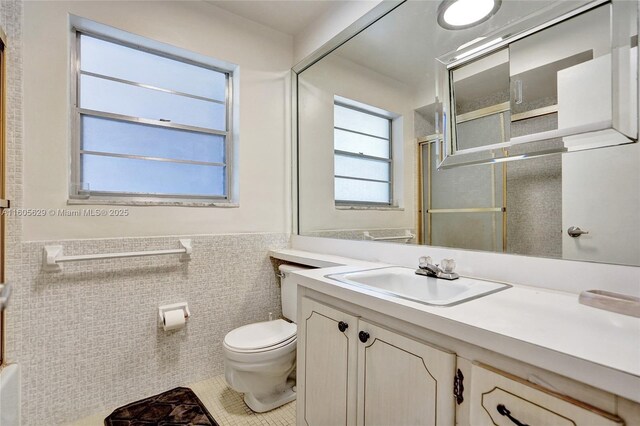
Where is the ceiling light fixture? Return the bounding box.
[437,0,502,30]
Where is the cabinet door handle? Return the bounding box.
[338,321,349,332]
[497,404,529,426]
[359,331,370,343]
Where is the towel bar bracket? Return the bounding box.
[43,245,63,272]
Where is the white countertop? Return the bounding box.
[270,249,640,402]
[270,248,382,268]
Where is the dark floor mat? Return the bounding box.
[104,387,219,426]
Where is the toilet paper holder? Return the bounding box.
[158,302,190,326]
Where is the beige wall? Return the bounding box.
[22,1,293,241]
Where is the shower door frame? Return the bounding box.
[418,101,562,252]
[0,27,7,366]
[417,128,508,252]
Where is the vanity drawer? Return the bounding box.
[469,363,624,426]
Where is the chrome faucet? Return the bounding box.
[416,256,459,280]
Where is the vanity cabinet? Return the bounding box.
[298,295,632,425]
[468,363,624,425]
[300,297,359,425]
[356,320,456,426]
[298,297,457,426]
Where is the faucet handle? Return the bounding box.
[419,256,432,268]
[441,259,456,273]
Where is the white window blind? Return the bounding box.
[73,32,231,200]
[334,102,392,204]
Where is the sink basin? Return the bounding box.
[326,266,511,307]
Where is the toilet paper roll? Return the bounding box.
[163,309,186,331]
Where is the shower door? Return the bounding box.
[421,56,509,250]
[419,118,507,252]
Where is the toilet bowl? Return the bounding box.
[223,264,308,413]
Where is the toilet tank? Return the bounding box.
[279,264,311,323]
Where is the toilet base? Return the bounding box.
[244,385,296,413]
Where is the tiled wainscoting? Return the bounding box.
[5,233,289,425]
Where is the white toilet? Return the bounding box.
[223,264,307,413]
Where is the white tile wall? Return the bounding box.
[0,0,24,244]
[2,0,25,360]
[8,233,289,425]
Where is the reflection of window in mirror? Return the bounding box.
[333,97,394,206]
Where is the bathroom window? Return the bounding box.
[334,100,393,205]
[71,32,232,202]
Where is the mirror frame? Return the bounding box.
[291,0,406,235]
[435,0,639,169]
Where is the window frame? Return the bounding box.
[70,29,234,203]
[333,100,393,206]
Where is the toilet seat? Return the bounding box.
[224,319,296,353]
[223,335,296,364]
[225,335,296,354]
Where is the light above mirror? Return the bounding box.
[438,0,502,30]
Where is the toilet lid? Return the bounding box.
[224,319,297,351]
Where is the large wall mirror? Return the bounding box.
[296,0,640,267]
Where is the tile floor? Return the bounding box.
[70,374,296,426]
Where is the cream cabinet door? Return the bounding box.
[298,297,359,426]
[469,363,624,426]
[356,320,457,426]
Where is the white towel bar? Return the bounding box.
[43,239,192,272]
[363,231,415,242]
